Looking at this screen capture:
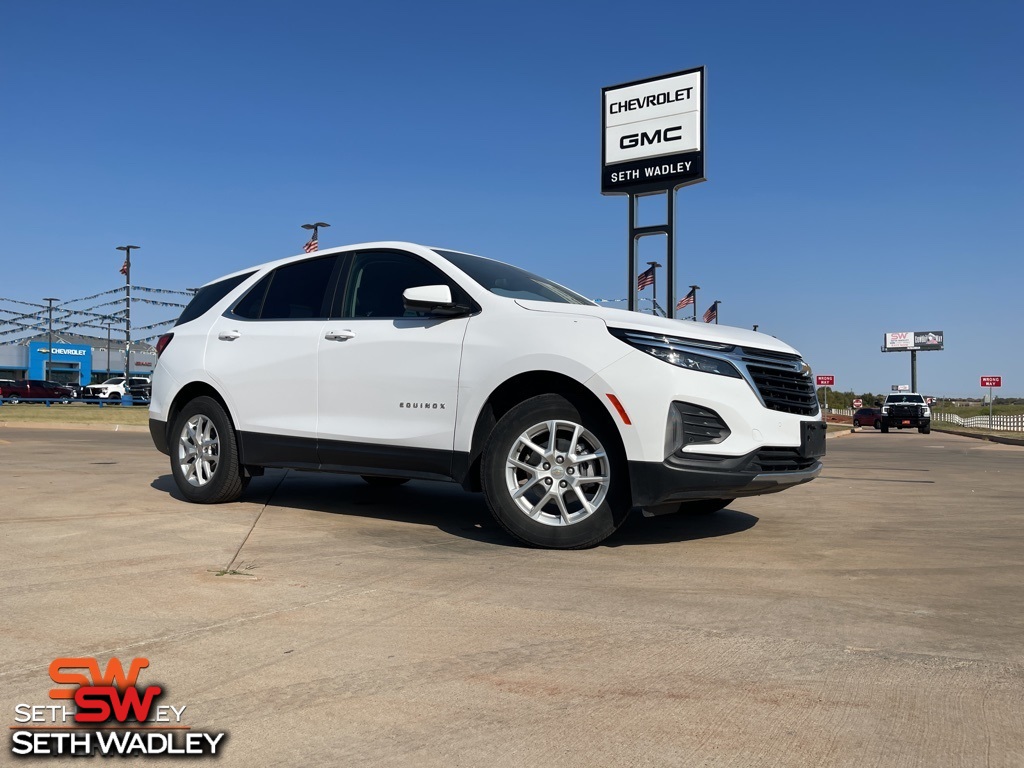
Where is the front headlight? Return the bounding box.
[609,328,742,378]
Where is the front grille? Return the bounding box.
[750,447,817,473]
[741,348,818,416]
[889,405,923,418]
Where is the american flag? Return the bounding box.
[119,259,129,276]
[303,237,318,254]
[637,266,655,291]
[675,288,695,311]
[702,302,718,323]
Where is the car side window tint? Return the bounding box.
[234,256,337,320]
[232,273,271,319]
[341,252,452,319]
[176,271,255,326]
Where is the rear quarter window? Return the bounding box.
[175,272,255,326]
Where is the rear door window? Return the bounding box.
[231,256,340,320]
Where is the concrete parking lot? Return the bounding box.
[2,426,1022,766]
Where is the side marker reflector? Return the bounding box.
[606,394,632,425]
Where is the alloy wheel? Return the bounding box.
[504,419,610,527]
[177,414,221,487]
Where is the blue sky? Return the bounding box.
[1,1,1021,396]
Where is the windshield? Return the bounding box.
[435,250,594,305]
[103,378,125,385]
[886,394,925,404]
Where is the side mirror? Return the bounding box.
[402,285,470,316]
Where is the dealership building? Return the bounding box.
[0,335,157,385]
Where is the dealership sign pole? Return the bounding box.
[980,376,1001,429]
[602,67,705,318]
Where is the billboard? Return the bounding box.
[601,67,705,194]
[913,331,944,351]
[883,330,944,352]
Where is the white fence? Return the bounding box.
[932,412,1024,432]
[826,407,1024,432]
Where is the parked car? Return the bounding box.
[84,377,151,400]
[46,380,83,398]
[853,407,882,429]
[127,379,152,405]
[0,379,74,404]
[149,242,825,549]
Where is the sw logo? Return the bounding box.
[9,656,226,757]
[49,657,160,722]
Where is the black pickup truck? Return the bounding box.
[880,393,931,434]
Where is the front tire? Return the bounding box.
[881,420,889,433]
[853,418,861,428]
[919,424,931,434]
[481,394,629,549]
[170,396,248,503]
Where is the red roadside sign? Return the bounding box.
[980,376,1002,387]
[852,399,863,408]
[815,375,835,386]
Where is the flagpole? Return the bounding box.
[690,284,699,322]
[647,261,661,316]
[301,221,331,252]
[116,245,139,384]
[715,300,720,324]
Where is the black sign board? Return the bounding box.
[601,67,706,195]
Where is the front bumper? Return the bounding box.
[629,420,825,509]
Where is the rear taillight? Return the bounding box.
[155,333,174,357]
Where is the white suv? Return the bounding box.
[85,377,150,399]
[149,242,824,548]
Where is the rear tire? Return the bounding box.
[9,394,21,404]
[853,419,861,427]
[170,396,248,503]
[873,419,881,429]
[919,425,931,434]
[481,394,629,549]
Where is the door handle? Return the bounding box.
[218,330,241,341]
[325,330,356,342]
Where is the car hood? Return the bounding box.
[513,300,802,356]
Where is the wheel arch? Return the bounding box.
[458,370,627,494]
[165,382,237,456]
